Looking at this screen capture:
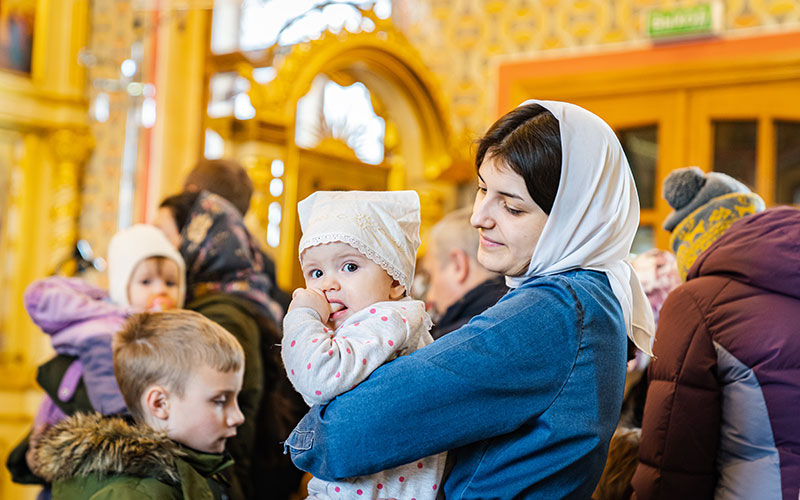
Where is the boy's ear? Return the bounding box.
[142,385,171,421]
[389,280,406,300]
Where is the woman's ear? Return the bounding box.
[389,280,406,300]
[142,385,171,421]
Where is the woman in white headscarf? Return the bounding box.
[284,100,654,499]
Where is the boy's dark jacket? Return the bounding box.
[33,412,233,500]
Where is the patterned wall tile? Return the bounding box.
[395,0,800,148]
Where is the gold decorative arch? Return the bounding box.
[207,13,468,291]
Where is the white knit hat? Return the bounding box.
[297,190,421,293]
[107,224,186,307]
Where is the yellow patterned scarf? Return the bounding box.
[669,192,765,280]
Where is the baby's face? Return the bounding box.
[127,257,181,310]
[165,365,244,454]
[300,242,404,330]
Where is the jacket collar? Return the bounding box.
[34,413,232,489]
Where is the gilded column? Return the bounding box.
[0,0,91,497]
[48,129,94,275]
[242,155,270,246]
[147,8,211,219]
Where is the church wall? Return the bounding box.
[394,0,800,149]
[0,2,92,497]
[2,2,798,496]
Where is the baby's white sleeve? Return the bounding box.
[281,306,411,406]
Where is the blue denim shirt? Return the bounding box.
[285,270,627,499]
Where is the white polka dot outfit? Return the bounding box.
[282,297,445,499]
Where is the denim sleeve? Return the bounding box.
[285,279,584,481]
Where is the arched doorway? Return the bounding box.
[205,11,467,290]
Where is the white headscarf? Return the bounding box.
[505,100,655,355]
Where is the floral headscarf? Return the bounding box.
[179,191,277,319]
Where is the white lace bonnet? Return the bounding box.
[297,190,422,292]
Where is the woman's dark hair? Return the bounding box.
[159,190,201,232]
[184,158,254,216]
[475,103,562,215]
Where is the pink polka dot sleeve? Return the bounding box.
[281,305,412,406]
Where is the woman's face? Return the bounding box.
[470,156,549,276]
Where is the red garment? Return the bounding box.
[632,207,800,499]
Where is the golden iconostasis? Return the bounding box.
[1,1,800,498]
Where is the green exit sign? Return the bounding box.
[647,2,722,39]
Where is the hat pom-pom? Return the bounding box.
[664,166,706,210]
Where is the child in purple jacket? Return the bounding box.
[6,224,185,496]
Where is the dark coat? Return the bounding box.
[632,207,800,499]
[7,352,116,489]
[180,191,304,499]
[188,292,304,500]
[430,276,507,339]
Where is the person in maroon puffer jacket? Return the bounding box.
[632,167,799,499]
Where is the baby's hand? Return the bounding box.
[288,288,331,323]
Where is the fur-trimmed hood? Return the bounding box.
[33,412,182,485]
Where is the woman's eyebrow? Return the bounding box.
[478,171,525,201]
[498,190,525,201]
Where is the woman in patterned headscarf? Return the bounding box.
[156,190,302,500]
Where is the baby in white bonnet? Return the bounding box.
[281,190,446,500]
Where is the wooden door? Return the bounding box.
[497,31,800,252]
[688,80,800,207]
[574,92,685,250]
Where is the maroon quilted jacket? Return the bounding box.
[632,207,800,500]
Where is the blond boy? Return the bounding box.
[33,311,245,500]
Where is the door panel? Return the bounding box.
[575,91,684,250]
[776,120,800,204]
[688,81,800,205]
[573,81,800,252]
[498,34,800,252]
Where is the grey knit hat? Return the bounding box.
[662,167,751,232]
